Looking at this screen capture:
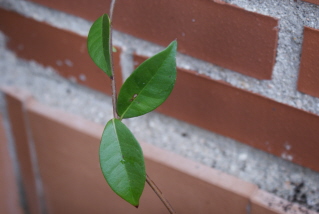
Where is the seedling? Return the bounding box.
[87,1,177,213]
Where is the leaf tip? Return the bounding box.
[170,40,177,48]
[167,40,177,56]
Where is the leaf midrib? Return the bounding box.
[111,119,135,202]
[120,55,170,119]
[101,15,108,63]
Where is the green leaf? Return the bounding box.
[87,14,112,77]
[117,41,177,119]
[99,119,146,207]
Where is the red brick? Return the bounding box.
[301,0,319,5]
[250,189,318,214]
[26,0,278,79]
[0,9,122,95]
[26,102,137,214]
[143,143,257,214]
[25,93,256,214]
[5,87,316,214]
[0,114,24,214]
[135,54,319,172]
[2,87,41,214]
[3,87,317,214]
[297,27,319,98]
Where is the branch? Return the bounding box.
[146,174,176,214]
[109,0,119,119]
[108,1,176,213]
[109,0,116,21]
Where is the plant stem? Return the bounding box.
[146,174,176,214]
[109,0,119,119]
[109,1,175,213]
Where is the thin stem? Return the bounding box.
[109,1,175,213]
[109,0,119,119]
[146,174,176,214]
[109,0,116,21]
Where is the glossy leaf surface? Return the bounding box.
[87,14,112,77]
[99,119,146,206]
[117,41,177,119]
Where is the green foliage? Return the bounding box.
[87,14,112,77]
[117,41,177,119]
[87,14,177,207]
[100,119,145,206]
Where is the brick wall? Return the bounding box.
[1,0,319,213]
[1,0,318,171]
